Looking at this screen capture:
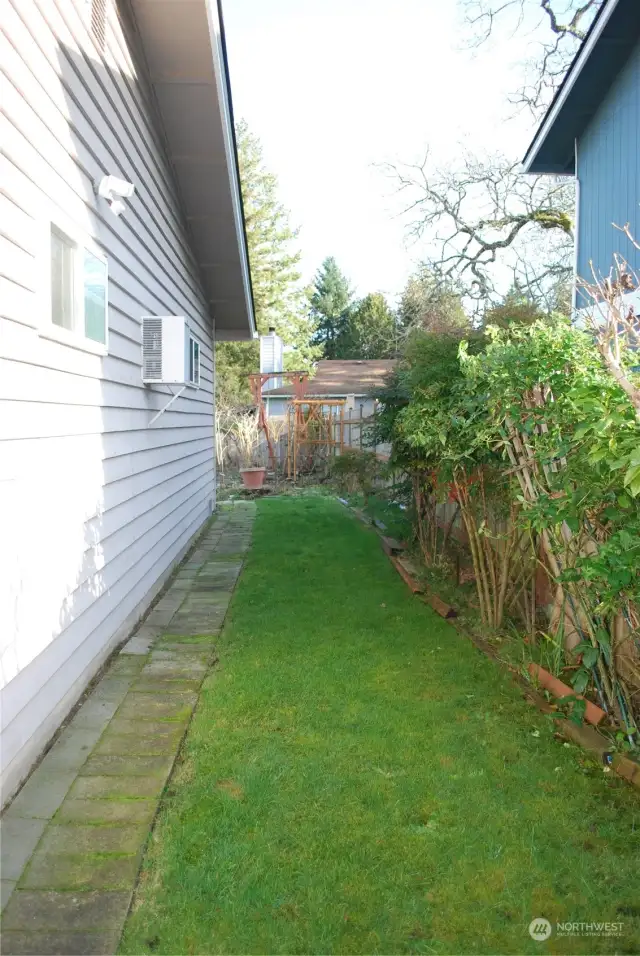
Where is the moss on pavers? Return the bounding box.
[79,755,175,778]
[139,662,208,681]
[20,852,140,891]
[148,648,210,661]
[114,693,196,722]
[129,679,202,695]
[202,552,246,563]
[2,889,132,932]
[93,730,185,757]
[166,579,196,590]
[91,677,137,700]
[67,776,169,801]
[108,658,146,677]
[177,608,229,624]
[1,880,16,914]
[183,590,232,602]
[144,650,216,665]
[196,564,241,574]
[55,799,157,825]
[174,595,231,608]
[36,825,147,857]
[144,609,177,627]
[37,821,148,856]
[193,566,240,578]
[119,636,155,656]
[156,633,219,645]
[166,618,226,636]
[0,930,121,954]
[106,719,188,738]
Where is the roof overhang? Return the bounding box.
[522,0,640,175]
[127,0,256,340]
[264,392,370,399]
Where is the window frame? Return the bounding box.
[41,218,109,355]
[188,334,201,388]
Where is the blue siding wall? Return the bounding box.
[577,39,640,285]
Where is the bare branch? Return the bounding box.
[577,244,640,420]
[459,0,602,116]
[384,152,574,309]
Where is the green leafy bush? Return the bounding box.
[331,450,383,501]
[378,317,640,733]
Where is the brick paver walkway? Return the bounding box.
[0,502,255,956]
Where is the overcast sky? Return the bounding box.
[223,0,547,301]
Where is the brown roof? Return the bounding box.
[264,359,396,398]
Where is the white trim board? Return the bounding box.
[522,0,620,173]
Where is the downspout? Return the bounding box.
[571,136,580,320]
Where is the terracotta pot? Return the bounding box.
[239,467,266,490]
[527,662,605,726]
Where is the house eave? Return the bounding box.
[522,0,640,176]
[127,0,256,340]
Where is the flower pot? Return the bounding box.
[239,467,266,490]
[527,663,605,726]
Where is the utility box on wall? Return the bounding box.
[142,315,200,387]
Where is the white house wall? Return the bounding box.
[0,0,216,802]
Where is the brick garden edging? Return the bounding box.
[0,502,256,955]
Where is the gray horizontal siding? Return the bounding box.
[577,39,640,284]
[0,0,219,801]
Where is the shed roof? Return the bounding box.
[264,360,397,398]
[522,0,640,175]
[127,0,255,339]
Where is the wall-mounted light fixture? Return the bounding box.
[95,175,136,217]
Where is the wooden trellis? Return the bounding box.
[286,400,345,480]
[248,371,308,470]
[501,386,640,732]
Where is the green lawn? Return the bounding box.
[120,497,639,956]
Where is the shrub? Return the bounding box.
[331,450,382,501]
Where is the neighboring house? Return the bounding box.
[262,358,396,459]
[0,0,255,803]
[522,0,640,308]
[263,359,396,421]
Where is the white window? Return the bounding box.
[188,335,200,386]
[83,249,108,344]
[51,228,75,331]
[48,225,108,347]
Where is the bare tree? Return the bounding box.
[578,227,640,420]
[460,0,602,115]
[387,152,574,308]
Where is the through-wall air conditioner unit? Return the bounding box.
[142,315,200,387]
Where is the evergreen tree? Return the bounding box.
[216,120,319,404]
[397,267,469,336]
[482,287,547,330]
[337,293,396,359]
[310,257,354,359]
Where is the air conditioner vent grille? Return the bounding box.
[143,318,162,381]
[90,0,107,53]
